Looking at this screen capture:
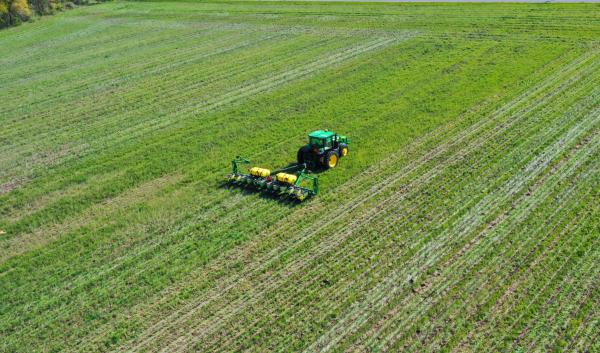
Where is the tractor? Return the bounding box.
[297,130,350,169]
[225,130,350,201]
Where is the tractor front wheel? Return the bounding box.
[325,150,339,169]
[339,143,349,157]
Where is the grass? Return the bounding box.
[0,1,599,352]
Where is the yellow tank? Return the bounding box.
[276,172,298,184]
[250,167,271,178]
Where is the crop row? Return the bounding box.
[103,47,596,352]
[2,4,598,351]
[199,74,596,352]
[94,46,576,350]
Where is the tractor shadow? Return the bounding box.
[217,181,306,207]
[283,162,330,175]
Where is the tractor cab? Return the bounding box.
[298,130,350,169]
[308,130,335,150]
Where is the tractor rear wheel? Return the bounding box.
[325,150,339,169]
[297,146,311,165]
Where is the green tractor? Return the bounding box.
[297,130,350,169]
[226,130,350,201]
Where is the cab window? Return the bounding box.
[310,137,324,147]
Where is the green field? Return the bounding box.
[1,1,599,352]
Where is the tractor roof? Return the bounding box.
[308,130,334,139]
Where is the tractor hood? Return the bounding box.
[308,130,335,139]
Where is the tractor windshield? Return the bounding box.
[309,137,324,148]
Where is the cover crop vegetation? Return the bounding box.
[0,1,598,352]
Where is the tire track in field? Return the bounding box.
[580,329,600,353]
[109,49,597,353]
[307,102,599,352]
[143,51,596,350]
[572,315,600,352]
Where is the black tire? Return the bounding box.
[297,146,310,165]
[339,143,349,158]
[324,150,339,169]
